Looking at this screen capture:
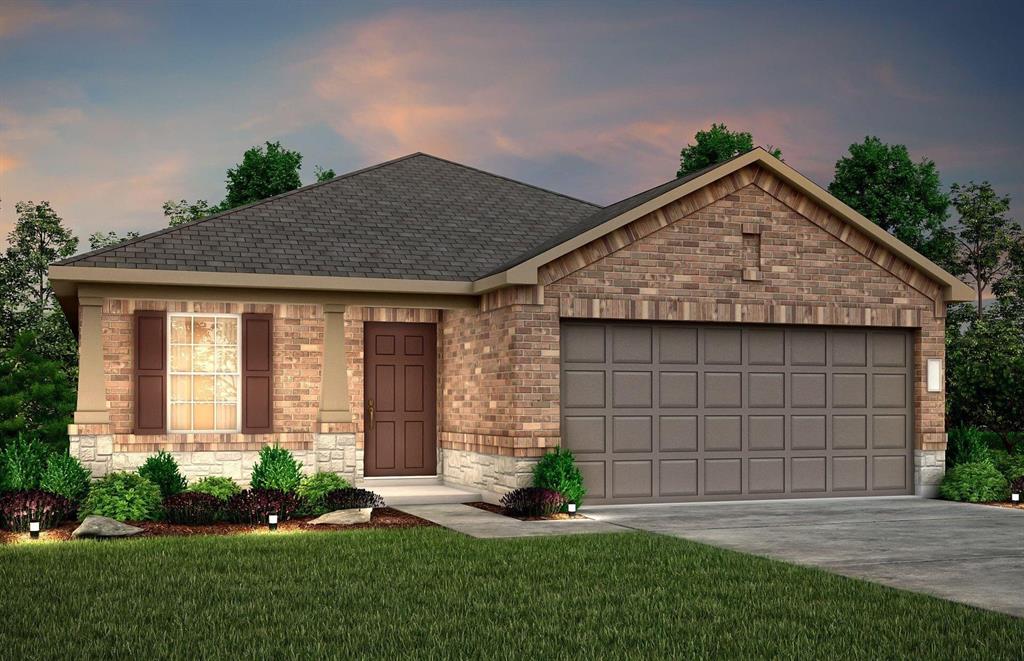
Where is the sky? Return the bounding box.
[1,0,1023,247]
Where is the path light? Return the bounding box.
[268,514,278,531]
[29,521,40,540]
[1013,493,1020,503]
[567,503,577,515]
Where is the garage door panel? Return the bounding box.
[561,322,913,504]
[563,416,605,453]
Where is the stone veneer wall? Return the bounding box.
[437,164,948,496]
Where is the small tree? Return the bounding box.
[163,199,218,227]
[677,123,782,178]
[949,182,1019,315]
[946,313,1024,452]
[0,332,77,453]
[829,137,954,268]
[223,141,303,209]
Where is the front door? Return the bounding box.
[364,322,437,476]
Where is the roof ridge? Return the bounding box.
[56,152,426,265]
[411,152,602,209]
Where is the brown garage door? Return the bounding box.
[561,322,914,504]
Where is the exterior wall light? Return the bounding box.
[926,359,943,393]
[29,521,40,540]
[268,514,278,531]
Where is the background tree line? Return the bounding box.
[2,128,1020,455]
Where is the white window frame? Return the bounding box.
[167,312,242,433]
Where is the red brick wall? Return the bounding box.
[438,164,946,458]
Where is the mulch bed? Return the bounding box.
[0,507,434,545]
[985,501,1024,510]
[465,501,586,521]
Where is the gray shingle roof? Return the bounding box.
[58,153,601,281]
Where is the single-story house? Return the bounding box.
[49,148,972,503]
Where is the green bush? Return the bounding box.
[532,448,586,507]
[297,472,351,515]
[0,434,49,492]
[939,461,1009,503]
[40,452,91,503]
[946,427,990,468]
[78,472,163,521]
[987,449,1024,482]
[249,446,303,493]
[188,476,241,502]
[137,451,187,498]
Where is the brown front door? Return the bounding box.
[364,322,437,476]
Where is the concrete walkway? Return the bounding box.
[398,503,627,539]
[586,497,1024,617]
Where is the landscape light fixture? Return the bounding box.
[268,514,278,531]
[567,503,577,515]
[1013,493,1020,503]
[29,521,40,540]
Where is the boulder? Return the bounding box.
[308,508,372,526]
[72,516,144,539]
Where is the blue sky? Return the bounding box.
[1,0,1022,243]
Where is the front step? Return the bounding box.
[359,475,444,488]
[356,479,480,506]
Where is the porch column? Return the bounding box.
[319,303,352,422]
[74,296,110,424]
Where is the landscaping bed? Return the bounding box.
[466,501,585,521]
[0,507,432,545]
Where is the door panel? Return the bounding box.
[562,322,914,504]
[365,323,437,476]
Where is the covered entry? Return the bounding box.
[561,321,914,504]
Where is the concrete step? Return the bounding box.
[369,484,483,506]
[359,475,443,488]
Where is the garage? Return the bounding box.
[561,321,914,504]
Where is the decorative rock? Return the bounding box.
[308,508,372,526]
[72,516,144,539]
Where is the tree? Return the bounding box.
[162,199,217,227]
[88,230,140,249]
[948,182,1019,315]
[1,201,78,350]
[0,331,76,453]
[946,312,1024,452]
[314,165,336,182]
[993,239,1024,324]
[223,141,302,209]
[829,137,954,268]
[677,123,782,178]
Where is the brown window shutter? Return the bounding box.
[134,310,166,434]
[242,313,273,433]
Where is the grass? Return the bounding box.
[1,528,1022,659]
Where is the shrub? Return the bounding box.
[939,461,1009,503]
[0,434,49,492]
[323,487,385,511]
[946,427,990,468]
[163,492,222,525]
[532,448,586,507]
[137,451,187,498]
[1011,475,1024,497]
[78,472,163,521]
[500,487,566,518]
[188,476,242,502]
[249,446,303,493]
[0,490,74,532]
[225,488,301,524]
[40,453,91,504]
[987,449,1024,482]
[297,472,352,515]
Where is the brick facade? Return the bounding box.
[70,163,949,495]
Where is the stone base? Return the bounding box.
[914,448,946,498]
[438,448,537,502]
[69,432,358,485]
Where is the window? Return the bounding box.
[168,314,240,432]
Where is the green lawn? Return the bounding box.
[1,528,1021,659]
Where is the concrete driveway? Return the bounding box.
[586,497,1024,617]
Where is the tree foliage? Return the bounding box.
[223,141,303,209]
[829,137,954,268]
[314,165,336,182]
[163,199,218,227]
[677,123,782,178]
[949,181,1019,315]
[0,332,76,453]
[88,230,140,249]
